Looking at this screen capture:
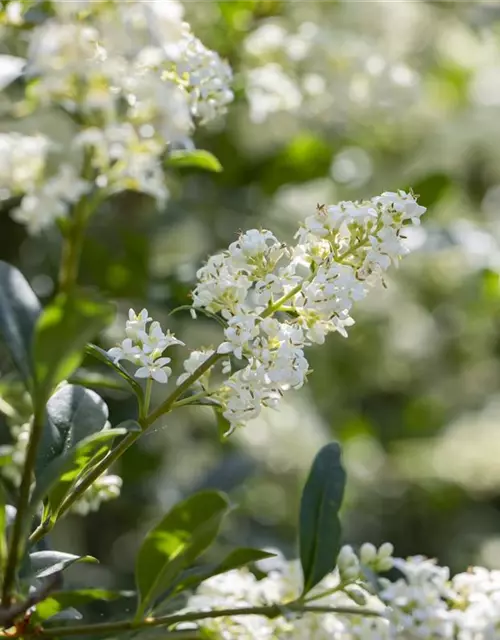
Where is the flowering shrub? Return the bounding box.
[0,2,497,640]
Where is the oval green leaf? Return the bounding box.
[30,427,128,518]
[135,490,230,618]
[33,291,115,409]
[165,149,222,173]
[29,551,98,579]
[169,548,276,599]
[0,261,41,385]
[37,384,109,476]
[299,442,346,595]
[34,589,134,623]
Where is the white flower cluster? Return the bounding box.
[242,19,420,126]
[191,191,425,431]
[1,421,121,516]
[108,309,184,384]
[69,473,122,516]
[12,164,90,235]
[4,0,233,233]
[0,132,92,234]
[184,547,500,639]
[22,0,231,207]
[0,134,49,201]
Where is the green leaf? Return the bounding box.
[165,150,223,173]
[135,491,230,618]
[86,344,144,412]
[33,292,115,408]
[37,384,109,475]
[0,261,41,385]
[29,551,98,579]
[170,548,275,598]
[30,427,128,517]
[299,442,346,595]
[34,589,134,623]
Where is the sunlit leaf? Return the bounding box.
[29,551,98,579]
[33,292,115,408]
[299,442,346,595]
[169,547,275,598]
[166,150,223,173]
[135,491,230,618]
[34,589,134,623]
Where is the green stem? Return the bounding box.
[143,378,153,419]
[2,408,45,605]
[33,603,383,638]
[303,583,345,603]
[262,283,304,317]
[172,391,212,408]
[29,430,141,546]
[57,153,101,296]
[144,351,222,427]
[58,199,89,296]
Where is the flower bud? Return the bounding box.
[360,542,377,565]
[344,585,368,606]
[378,542,394,558]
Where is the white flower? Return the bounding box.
[218,315,260,359]
[70,473,123,516]
[108,338,142,366]
[107,308,183,384]
[0,133,50,201]
[191,191,425,431]
[11,164,91,235]
[125,308,151,341]
[177,349,215,387]
[135,355,172,384]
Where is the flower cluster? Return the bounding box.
[242,18,420,127]
[69,473,122,517]
[184,547,500,639]
[191,191,425,431]
[5,0,233,233]
[108,309,184,384]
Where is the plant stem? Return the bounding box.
[143,378,153,418]
[32,603,383,637]
[172,391,211,409]
[303,583,345,603]
[144,351,222,427]
[29,232,373,548]
[58,199,89,296]
[28,430,141,546]
[57,153,99,296]
[2,408,45,605]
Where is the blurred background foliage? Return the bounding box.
[2,0,500,597]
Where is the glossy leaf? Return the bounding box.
[0,261,41,384]
[29,551,98,579]
[165,149,223,173]
[170,547,276,598]
[299,442,346,595]
[34,589,134,622]
[30,427,128,516]
[135,491,230,618]
[37,384,109,475]
[33,292,115,408]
